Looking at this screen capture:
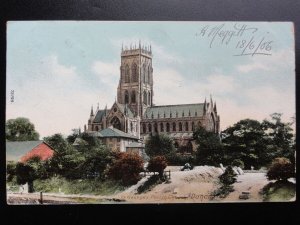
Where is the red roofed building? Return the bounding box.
[6,141,55,163]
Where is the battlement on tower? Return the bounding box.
[121,43,152,57]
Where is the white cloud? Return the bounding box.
[91,61,119,86]
[237,62,270,73]
[201,74,237,94]
[237,49,295,73]
[6,55,114,138]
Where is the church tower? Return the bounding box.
[117,42,153,118]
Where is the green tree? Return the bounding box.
[145,133,175,157]
[6,117,40,141]
[79,144,113,180]
[221,119,266,169]
[15,156,47,192]
[261,113,295,163]
[66,129,79,144]
[193,126,223,166]
[44,133,83,178]
[266,157,295,182]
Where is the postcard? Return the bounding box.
[6,21,296,204]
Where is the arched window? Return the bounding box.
[147,65,151,84]
[132,63,138,82]
[154,123,158,133]
[185,122,189,131]
[191,122,195,131]
[148,123,152,133]
[125,65,130,83]
[160,123,164,132]
[95,126,99,131]
[166,123,170,132]
[142,64,146,84]
[130,122,133,132]
[179,122,182,131]
[142,124,146,133]
[172,122,176,131]
[111,117,121,130]
[148,92,151,105]
[131,90,136,103]
[144,64,148,83]
[143,91,147,105]
[124,90,129,104]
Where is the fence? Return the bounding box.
[141,170,171,179]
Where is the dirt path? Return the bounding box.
[219,173,269,202]
[113,166,223,203]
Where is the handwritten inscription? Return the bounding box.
[195,23,273,56]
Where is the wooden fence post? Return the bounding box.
[40,192,43,204]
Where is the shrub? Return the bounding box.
[214,166,237,198]
[219,166,237,185]
[108,152,144,186]
[147,156,167,178]
[266,157,295,181]
[6,161,17,182]
[231,159,245,169]
[165,152,194,166]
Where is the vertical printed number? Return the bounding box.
[10,90,14,103]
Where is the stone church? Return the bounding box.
[84,43,220,152]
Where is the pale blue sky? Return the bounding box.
[6,21,295,137]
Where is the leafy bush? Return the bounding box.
[219,166,237,185]
[231,159,245,169]
[165,152,194,166]
[108,152,144,186]
[266,157,295,181]
[147,156,167,178]
[6,161,17,182]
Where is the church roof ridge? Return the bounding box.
[150,103,204,108]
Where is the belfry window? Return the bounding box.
[124,90,129,104]
[132,63,138,82]
[125,65,130,83]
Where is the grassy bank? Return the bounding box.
[262,180,295,202]
[33,176,125,195]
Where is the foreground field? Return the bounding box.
[7,167,295,204]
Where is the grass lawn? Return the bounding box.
[33,176,126,195]
[262,180,295,202]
